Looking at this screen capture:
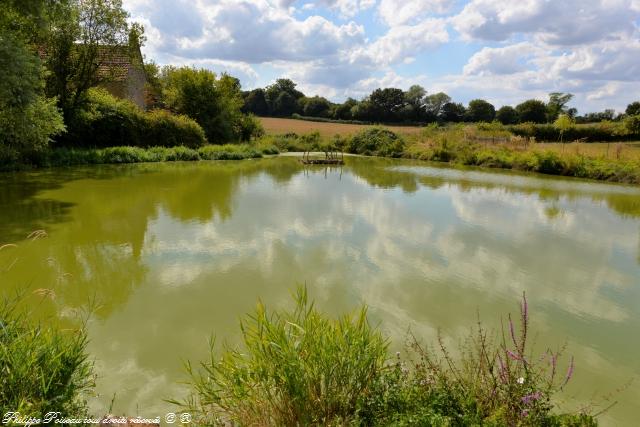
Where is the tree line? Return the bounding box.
[243,79,640,126]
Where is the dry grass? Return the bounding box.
[528,142,640,161]
[259,117,424,137]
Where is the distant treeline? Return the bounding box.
[243,79,640,126]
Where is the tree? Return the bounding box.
[496,106,518,124]
[554,114,575,143]
[300,96,331,117]
[350,100,376,122]
[516,99,548,123]
[44,0,130,119]
[161,66,244,143]
[404,85,426,121]
[546,92,574,122]
[623,114,640,135]
[423,92,451,121]
[0,0,65,161]
[369,88,405,121]
[143,60,163,108]
[440,102,466,123]
[333,98,357,120]
[465,99,496,122]
[265,78,304,116]
[243,89,269,116]
[626,102,640,117]
[273,91,298,117]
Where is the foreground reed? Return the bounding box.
[0,295,94,422]
[174,288,596,426]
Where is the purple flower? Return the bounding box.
[507,349,521,361]
[563,356,574,386]
[509,315,518,348]
[521,391,542,405]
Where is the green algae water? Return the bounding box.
[1,156,639,425]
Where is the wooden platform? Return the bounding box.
[299,158,344,165]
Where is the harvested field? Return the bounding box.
[260,117,424,137]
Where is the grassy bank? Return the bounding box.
[404,125,640,184]
[257,125,640,185]
[0,144,280,171]
[175,288,595,426]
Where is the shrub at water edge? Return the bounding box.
[61,88,207,149]
[348,127,406,157]
[174,288,596,426]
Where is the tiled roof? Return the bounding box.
[38,45,142,82]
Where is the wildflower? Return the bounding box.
[507,349,522,361]
[563,356,574,387]
[517,377,525,384]
[522,391,542,405]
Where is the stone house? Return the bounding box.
[97,44,148,109]
[38,42,149,109]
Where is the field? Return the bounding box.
[260,117,424,137]
[260,117,640,161]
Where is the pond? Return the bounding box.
[1,156,639,425]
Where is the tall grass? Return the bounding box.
[174,288,389,426]
[0,144,280,170]
[175,288,596,426]
[0,295,94,421]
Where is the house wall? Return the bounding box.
[126,66,147,110]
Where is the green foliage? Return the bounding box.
[235,114,265,141]
[0,97,65,164]
[175,287,389,426]
[547,92,574,122]
[496,106,519,125]
[291,114,370,125]
[516,100,548,123]
[175,290,596,426]
[299,96,331,118]
[440,102,466,123]
[43,0,130,117]
[626,102,640,117]
[143,110,207,148]
[466,99,496,122]
[242,88,269,116]
[264,79,304,117]
[510,122,630,142]
[2,143,267,169]
[0,7,65,163]
[63,88,206,149]
[554,114,576,142]
[0,296,94,420]
[623,115,640,135]
[348,127,406,157]
[161,67,245,143]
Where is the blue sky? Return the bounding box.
[124,0,640,113]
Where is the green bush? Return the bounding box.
[198,144,261,160]
[141,110,206,148]
[236,114,265,141]
[175,288,389,426]
[61,88,207,149]
[0,297,94,421]
[348,127,405,157]
[509,122,635,142]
